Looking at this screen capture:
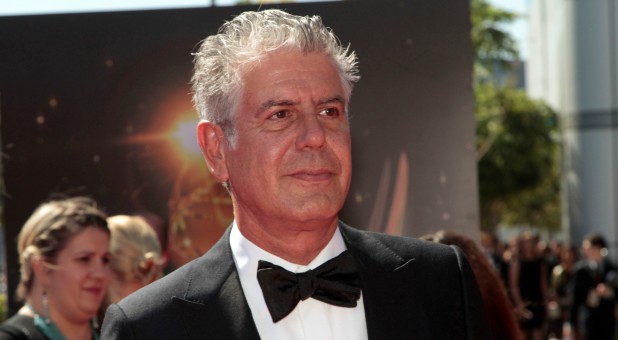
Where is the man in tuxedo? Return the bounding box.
[101,9,490,339]
[570,233,618,340]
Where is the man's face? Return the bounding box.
[582,240,602,262]
[218,51,352,228]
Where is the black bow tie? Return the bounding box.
[256,250,362,323]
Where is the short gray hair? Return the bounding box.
[190,9,359,137]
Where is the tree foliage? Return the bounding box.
[471,0,518,73]
[472,0,561,231]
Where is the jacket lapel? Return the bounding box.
[340,223,430,340]
[171,227,261,340]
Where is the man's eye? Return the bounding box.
[77,256,91,263]
[319,108,339,117]
[270,111,289,120]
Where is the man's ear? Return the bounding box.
[197,121,230,182]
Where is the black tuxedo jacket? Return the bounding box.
[101,223,490,339]
[570,259,618,339]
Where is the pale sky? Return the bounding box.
[0,0,212,16]
[0,0,328,16]
[487,0,530,59]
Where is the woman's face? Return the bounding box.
[520,238,537,258]
[45,227,110,323]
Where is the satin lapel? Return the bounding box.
[339,223,430,340]
[171,227,260,340]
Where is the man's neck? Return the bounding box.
[235,217,339,265]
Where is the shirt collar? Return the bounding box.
[230,220,347,274]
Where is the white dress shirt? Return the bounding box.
[230,222,368,340]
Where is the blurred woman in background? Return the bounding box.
[100,215,164,314]
[509,231,548,340]
[422,230,524,340]
[548,244,578,339]
[0,197,110,340]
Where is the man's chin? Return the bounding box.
[279,204,342,225]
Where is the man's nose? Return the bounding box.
[296,113,326,150]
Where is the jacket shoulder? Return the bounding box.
[340,223,458,263]
[117,258,197,315]
[101,257,211,339]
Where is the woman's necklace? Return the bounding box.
[25,304,99,340]
[25,303,67,340]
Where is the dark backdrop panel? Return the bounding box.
[0,0,476,314]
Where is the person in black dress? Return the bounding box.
[509,231,547,340]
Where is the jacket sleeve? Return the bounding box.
[101,303,136,340]
[450,245,492,340]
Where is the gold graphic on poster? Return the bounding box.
[162,106,233,269]
[168,160,233,268]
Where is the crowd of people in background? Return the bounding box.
[1,195,617,340]
[481,230,618,340]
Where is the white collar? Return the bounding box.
[230,220,347,274]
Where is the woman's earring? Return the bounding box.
[42,289,51,324]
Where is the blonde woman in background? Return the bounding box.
[101,215,164,313]
[0,197,110,340]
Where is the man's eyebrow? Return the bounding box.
[318,96,345,105]
[255,99,298,116]
[254,96,346,117]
